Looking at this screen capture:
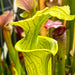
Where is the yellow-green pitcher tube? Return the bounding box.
[14,35,58,75]
[3,26,26,75]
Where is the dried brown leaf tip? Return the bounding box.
[0,11,13,28]
[45,19,66,36]
[16,0,37,12]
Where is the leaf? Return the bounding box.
[46,6,74,20]
[10,6,74,75]
[60,5,70,15]
[13,67,18,75]
[20,11,33,18]
[0,11,13,27]
[20,11,29,18]
[10,7,50,50]
[15,36,58,75]
[16,0,37,12]
[10,6,74,50]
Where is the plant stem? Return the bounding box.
[62,0,75,69]
[0,48,1,72]
[0,26,3,48]
[72,19,75,75]
[12,27,17,46]
[37,0,40,10]
[53,0,58,3]
[39,0,47,36]
[69,0,75,53]
[73,23,75,50]
[72,49,75,75]
[3,26,26,75]
[59,0,62,5]
[54,32,66,75]
[0,0,4,13]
